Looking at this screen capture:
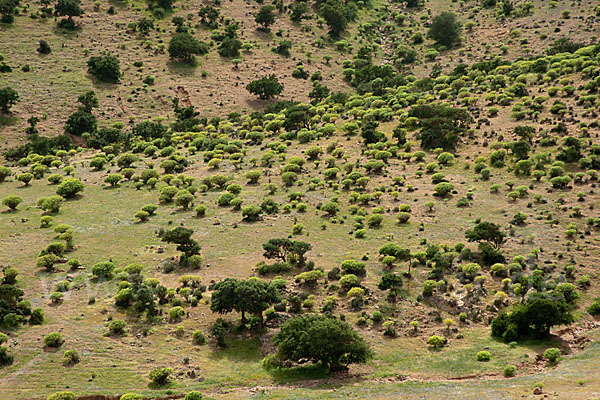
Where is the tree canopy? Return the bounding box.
[465,221,505,249]
[210,277,281,328]
[273,314,372,371]
[246,74,283,100]
[168,33,209,63]
[428,12,461,47]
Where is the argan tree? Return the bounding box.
[246,74,283,100]
[273,314,372,371]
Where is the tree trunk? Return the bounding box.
[257,312,264,329]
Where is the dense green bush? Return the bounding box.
[503,365,517,377]
[44,332,64,348]
[184,392,203,400]
[119,394,143,400]
[543,348,561,363]
[46,392,77,400]
[56,178,84,198]
[108,319,127,335]
[476,351,491,361]
[149,367,173,385]
[87,53,120,83]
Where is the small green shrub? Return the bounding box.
[108,319,127,335]
[63,349,80,364]
[44,332,64,348]
[46,392,77,400]
[503,365,517,377]
[184,391,203,400]
[149,367,173,385]
[192,330,206,345]
[543,347,561,363]
[427,335,446,348]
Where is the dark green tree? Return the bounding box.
[409,104,472,151]
[0,0,17,23]
[137,17,155,35]
[491,293,574,341]
[77,90,98,112]
[64,109,97,136]
[283,103,314,131]
[360,121,384,144]
[378,273,403,303]
[54,0,82,24]
[255,5,276,31]
[168,33,209,63]
[510,140,531,160]
[246,74,283,100]
[428,12,461,47]
[132,120,168,140]
[0,87,19,112]
[87,54,120,83]
[159,227,201,264]
[290,2,307,21]
[273,315,372,371]
[465,221,505,249]
[308,82,330,103]
[262,238,312,266]
[320,0,356,37]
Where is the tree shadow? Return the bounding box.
[147,381,175,390]
[166,61,197,77]
[0,114,18,127]
[267,363,330,384]
[208,337,263,363]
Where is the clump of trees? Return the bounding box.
[0,267,42,329]
[409,104,472,151]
